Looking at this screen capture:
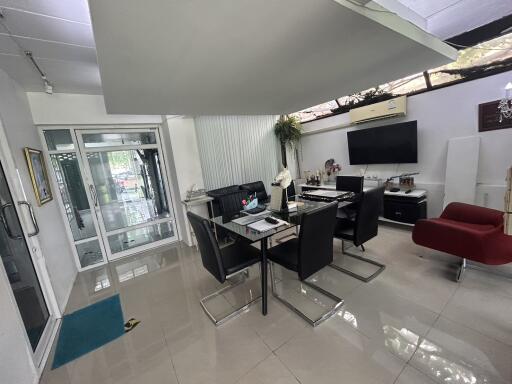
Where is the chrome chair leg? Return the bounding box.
[200,267,261,326]
[269,262,343,327]
[329,240,385,282]
[456,258,466,282]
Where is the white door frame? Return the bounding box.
[38,126,108,272]
[0,118,60,376]
[40,125,180,267]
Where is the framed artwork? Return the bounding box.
[24,147,53,205]
[479,100,512,132]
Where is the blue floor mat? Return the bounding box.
[52,295,125,369]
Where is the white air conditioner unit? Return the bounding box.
[349,96,407,124]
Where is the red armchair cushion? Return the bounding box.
[412,202,512,265]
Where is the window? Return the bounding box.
[293,33,512,123]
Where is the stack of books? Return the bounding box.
[505,167,512,236]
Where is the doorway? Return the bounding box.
[41,127,178,270]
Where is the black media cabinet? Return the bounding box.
[383,189,427,224]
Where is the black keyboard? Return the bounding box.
[300,192,356,203]
[245,206,266,214]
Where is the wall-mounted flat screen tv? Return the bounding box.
[347,121,418,164]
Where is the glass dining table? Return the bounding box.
[207,196,352,316]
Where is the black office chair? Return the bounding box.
[267,202,343,326]
[187,211,262,325]
[336,175,364,193]
[331,186,385,282]
[336,175,364,220]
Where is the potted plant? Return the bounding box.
[274,115,302,168]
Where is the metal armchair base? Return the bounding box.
[329,240,385,282]
[269,262,344,327]
[200,268,261,326]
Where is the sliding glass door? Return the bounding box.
[42,127,178,268]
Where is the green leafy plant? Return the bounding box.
[274,115,302,148]
[274,115,302,167]
[332,87,395,114]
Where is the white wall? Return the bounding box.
[300,71,512,217]
[27,93,162,125]
[164,116,207,246]
[0,70,77,313]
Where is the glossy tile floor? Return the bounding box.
[41,225,512,384]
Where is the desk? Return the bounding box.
[299,183,372,192]
[300,184,428,224]
[181,196,215,247]
[208,197,349,316]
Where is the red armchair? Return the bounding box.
[412,202,512,281]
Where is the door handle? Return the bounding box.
[0,203,23,239]
[89,184,98,206]
[18,201,39,237]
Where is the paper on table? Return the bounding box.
[248,218,288,233]
[232,215,264,226]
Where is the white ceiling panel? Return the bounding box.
[0,7,94,47]
[396,0,461,18]
[89,0,456,115]
[0,53,101,93]
[428,0,512,39]
[0,34,97,63]
[0,0,91,24]
[396,0,512,38]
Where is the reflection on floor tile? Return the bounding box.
[411,317,512,384]
[41,225,512,384]
[341,281,438,361]
[395,365,437,384]
[275,320,405,384]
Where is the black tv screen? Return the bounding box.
[347,121,418,165]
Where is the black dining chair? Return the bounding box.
[336,175,364,220]
[187,211,262,325]
[331,186,385,282]
[267,202,343,326]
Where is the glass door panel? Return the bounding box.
[77,129,177,259]
[108,221,175,254]
[0,162,50,351]
[48,151,106,268]
[86,149,171,233]
[43,129,75,151]
[82,132,157,148]
[50,153,96,241]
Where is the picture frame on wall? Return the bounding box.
[24,147,53,205]
[479,100,512,132]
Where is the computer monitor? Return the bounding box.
[336,176,364,193]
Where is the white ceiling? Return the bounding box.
[0,0,509,102]
[89,0,457,115]
[396,0,512,39]
[0,0,101,94]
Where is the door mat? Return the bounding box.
[52,295,125,369]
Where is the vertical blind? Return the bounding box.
[194,116,280,190]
